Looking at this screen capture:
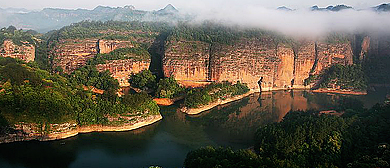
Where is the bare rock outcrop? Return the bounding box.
[96,59,150,86]
[0,40,35,62]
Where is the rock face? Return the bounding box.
[293,41,317,86]
[52,39,135,73]
[366,35,390,58]
[96,59,150,86]
[163,40,210,81]
[359,36,370,61]
[97,40,134,54]
[163,37,354,91]
[52,39,98,73]
[0,40,35,62]
[314,42,353,74]
[52,38,151,86]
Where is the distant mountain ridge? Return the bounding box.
[0,4,181,32]
[311,4,353,11]
[0,3,389,33]
[374,3,390,11]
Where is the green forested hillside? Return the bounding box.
[0,57,159,132]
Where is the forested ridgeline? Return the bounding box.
[47,21,170,42]
[185,99,390,168]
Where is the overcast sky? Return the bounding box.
[0,0,388,10]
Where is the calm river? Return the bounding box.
[0,89,388,168]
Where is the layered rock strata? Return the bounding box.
[0,40,35,62]
[96,59,150,86]
[52,39,135,73]
[163,38,354,91]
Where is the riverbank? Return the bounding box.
[0,114,162,144]
[312,89,367,95]
[181,91,255,115]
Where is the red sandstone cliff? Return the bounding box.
[52,39,135,73]
[163,38,354,91]
[96,59,150,86]
[0,40,35,62]
[163,40,210,81]
[52,38,150,86]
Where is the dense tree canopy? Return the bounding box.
[128,70,157,91]
[185,147,269,168]
[185,100,390,168]
[155,77,185,99]
[319,64,367,90]
[68,65,119,91]
[48,20,170,42]
[0,58,160,132]
[184,81,250,108]
[0,26,36,46]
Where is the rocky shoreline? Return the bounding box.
[0,114,162,144]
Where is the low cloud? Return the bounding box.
[182,5,390,38]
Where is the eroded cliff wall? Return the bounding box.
[163,38,354,91]
[0,40,35,62]
[52,39,97,73]
[52,39,135,73]
[163,40,210,81]
[52,38,150,86]
[96,59,150,86]
[97,40,134,54]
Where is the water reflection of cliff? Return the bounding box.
[189,91,340,148]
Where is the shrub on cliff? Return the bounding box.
[50,20,169,41]
[155,77,185,99]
